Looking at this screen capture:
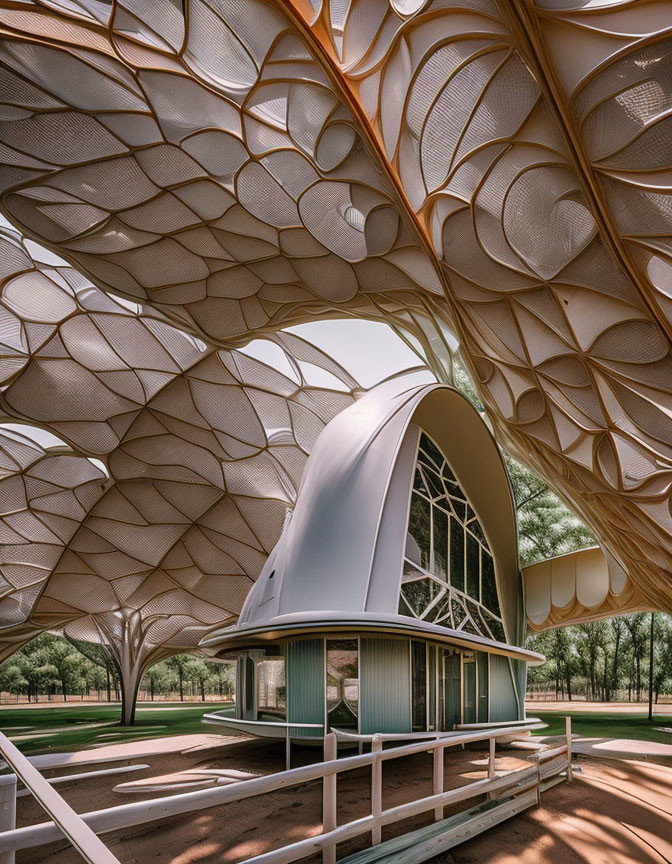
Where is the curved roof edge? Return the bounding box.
[200,611,544,665]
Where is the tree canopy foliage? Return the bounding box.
[0,633,233,705]
[527,613,672,702]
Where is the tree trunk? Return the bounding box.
[61,677,67,702]
[106,667,111,703]
[150,679,155,701]
[200,680,205,702]
[648,612,655,722]
[179,672,184,702]
[611,629,621,694]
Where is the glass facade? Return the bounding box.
[326,639,359,729]
[399,432,505,643]
[236,636,493,734]
[256,646,286,720]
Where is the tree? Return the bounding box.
[648,613,655,721]
[212,661,235,699]
[655,618,672,703]
[47,637,81,701]
[185,658,210,702]
[66,637,119,703]
[143,661,169,701]
[507,458,595,566]
[610,617,625,698]
[166,654,189,701]
[575,621,608,701]
[15,636,60,702]
[0,662,27,702]
[624,613,648,701]
[86,664,108,701]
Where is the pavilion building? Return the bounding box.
[202,377,543,740]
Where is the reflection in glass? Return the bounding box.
[256,647,286,720]
[450,516,464,592]
[400,569,434,617]
[466,532,480,599]
[406,493,431,570]
[433,507,448,581]
[399,432,506,641]
[327,639,359,729]
[481,552,500,616]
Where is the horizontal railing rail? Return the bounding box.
[456,718,543,729]
[202,712,325,769]
[202,714,324,730]
[0,731,120,864]
[0,718,573,864]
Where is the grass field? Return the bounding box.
[532,710,672,745]
[0,702,234,754]
[1,703,671,755]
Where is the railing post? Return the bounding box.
[285,726,291,772]
[371,737,383,845]
[432,741,444,822]
[488,737,496,779]
[0,774,16,864]
[322,733,337,864]
[565,716,573,783]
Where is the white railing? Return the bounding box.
[202,713,324,769]
[0,731,120,864]
[0,719,573,864]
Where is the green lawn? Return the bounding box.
[0,702,234,755]
[3,704,671,756]
[531,710,672,745]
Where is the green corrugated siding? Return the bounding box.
[488,654,519,722]
[360,638,411,734]
[287,639,324,737]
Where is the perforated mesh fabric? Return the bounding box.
[1,0,671,642]
[0,224,364,667]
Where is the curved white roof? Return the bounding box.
[204,377,536,658]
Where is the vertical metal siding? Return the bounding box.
[360,637,411,734]
[488,654,519,722]
[287,639,324,737]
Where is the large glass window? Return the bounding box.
[477,651,489,723]
[399,433,505,642]
[256,647,286,721]
[326,639,359,729]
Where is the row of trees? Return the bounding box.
[527,612,672,702]
[0,633,234,704]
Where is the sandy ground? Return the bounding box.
[11,732,672,864]
[452,760,672,864]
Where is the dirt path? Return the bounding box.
[449,760,672,864]
[12,739,672,864]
